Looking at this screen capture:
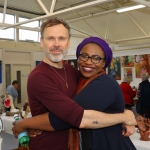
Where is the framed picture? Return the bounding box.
[108,57,121,80]
[63,59,78,69]
[135,55,150,78]
[121,56,134,67]
[124,67,133,81]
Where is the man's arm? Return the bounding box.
[12,109,136,137]
[80,109,136,128]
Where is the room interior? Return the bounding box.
[0,0,150,149]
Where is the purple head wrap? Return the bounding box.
[76,37,112,68]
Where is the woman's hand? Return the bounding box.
[122,124,135,136]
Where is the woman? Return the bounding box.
[50,37,136,150]
[120,76,137,110]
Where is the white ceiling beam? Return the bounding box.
[71,34,88,38]
[50,0,57,13]
[0,22,89,38]
[73,11,101,37]
[71,27,92,37]
[2,0,111,30]
[37,0,49,15]
[125,12,148,36]
[0,23,40,31]
[104,2,113,39]
[131,0,150,8]
[2,0,7,24]
[109,36,150,43]
[66,5,140,23]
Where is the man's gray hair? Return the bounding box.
[141,73,149,81]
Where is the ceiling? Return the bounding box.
[0,0,150,48]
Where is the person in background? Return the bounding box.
[12,18,136,150]
[120,77,137,110]
[6,80,19,103]
[137,73,150,118]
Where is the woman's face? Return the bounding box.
[78,43,105,79]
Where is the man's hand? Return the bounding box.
[122,124,135,136]
[12,120,25,138]
[27,129,42,137]
[123,109,137,126]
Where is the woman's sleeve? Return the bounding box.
[49,112,72,130]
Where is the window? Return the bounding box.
[0,13,14,39]
[19,17,40,42]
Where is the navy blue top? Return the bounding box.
[49,74,136,150]
[138,80,150,107]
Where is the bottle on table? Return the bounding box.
[14,114,30,146]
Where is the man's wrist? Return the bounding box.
[121,113,126,124]
[22,118,29,130]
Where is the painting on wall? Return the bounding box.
[62,59,78,69]
[135,54,150,78]
[68,59,78,68]
[108,57,121,80]
[36,61,41,66]
[121,56,134,67]
[124,68,133,81]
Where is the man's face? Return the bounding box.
[14,83,19,90]
[40,24,70,62]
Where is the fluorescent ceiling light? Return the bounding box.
[117,5,146,13]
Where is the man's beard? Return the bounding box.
[44,47,68,63]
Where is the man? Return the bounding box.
[12,18,136,150]
[6,80,19,103]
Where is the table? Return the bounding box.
[130,129,150,150]
[0,113,14,134]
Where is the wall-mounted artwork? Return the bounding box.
[63,59,78,69]
[121,56,134,67]
[124,68,133,81]
[135,54,150,78]
[68,59,78,68]
[36,61,41,66]
[108,57,121,80]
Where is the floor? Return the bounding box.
[1,132,18,150]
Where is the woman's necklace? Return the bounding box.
[50,65,68,88]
